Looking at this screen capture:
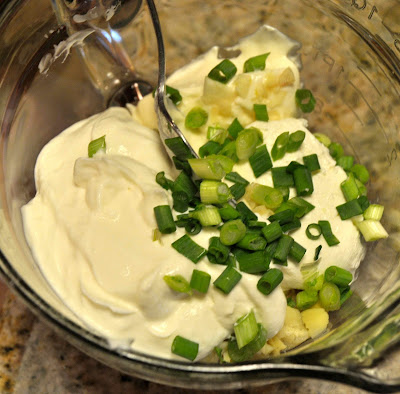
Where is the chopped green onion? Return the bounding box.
[171,234,207,263]
[200,180,231,204]
[289,241,306,263]
[218,203,240,221]
[357,195,370,212]
[336,199,363,220]
[296,290,318,311]
[227,118,244,139]
[351,163,370,184]
[207,237,230,265]
[257,268,283,295]
[235,249,269,274]
[88,135,106,157]
[271,132,289,161]
[214,346,225,364]
[249,144,273,178]
[213,265,242,294]
[248,183,283,210]
[190,270,211,293]
[185,107,208,129]
[340,287,353,306]
[234,311,258,349]
[355,178,367,197]
[171,335,199,361]
[265,239,279,258]
[337,155,354,171]
[154,205,176,234]
[306,223,322,240]
[304,273,324,292]
[228,323,267,362]
[286,161,303,174]
[172,191,190,213]
[319,282,341,312]
[253,104,269,121]
[272,167,294,188]
[191,205,221,226]
[173,171,198,201]
[225,172,249,185]
[341,173,360,202]
[364,204,384,221]
[184,220,202,235]
[164,275,191,294]
[261,221,283,243]
[273,234,294,264]
[356,220,389,241]
[328,142,344,160]
[269,209,295,225]
[172,156,192,175]
[207,126,228,144]
[219,140,239,162]
[324,265,353,287]
[287,297,297,308]
[188,158,224,180]
[236,202,258,223]
[248,220,267,228]
[156,171,174,191]
[237,232,267,251]
[314,245,322,260]
[208,154,234,173]
[278,186,290,202]
[230,183,247,200]
[281,218,301,233]
[243,53,270,73]
[293,166,314,196]
[208,59,237,84]
[199,141,222,158]
[277,197,315,218]
[219,219,247,245]
[165,137,194,160]
[236,127,263,161]
[165,85,182,105]
[295,89,316,113]
[287,130,306,152]
[319,220,340,246]
[153,228,162,242]
[314,132,331,147]
[303,154,320,172]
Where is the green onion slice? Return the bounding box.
[236,201,258,223]
[225,172,249,185]
[164,274,192,294]
[351,163,370,184]
[293,166,314,196]
[306,223,322,240]
[200,180,231,204]
[156,171,174,191]
[219,219,247,246]
[237,232,267,251]
[296,290,318,311]
[207,126,228,144]
[314,245,322,261]
[287,130,306,152]
[261,221,283,243]
[230,183,247,200]
[171,234,207,263]
[271,132,289,161]
[272,167,294,188]
[336,199,363,220]
[329,142,344,160]
[218,203,240,221]
[341,173,360,202]
[190,270,211,293]
[314,132,331,147]
[295,89,316,113]
[172,191,190,213]
[208,59,237,84]
[165,137,194,160]
[154,205,176,234]
[356,220,389,242]
[303,154,320,172]
[190,205,221,226]
[243,53,270,73]
[236,127,263,161]
[289,241,306,263]
[185,107,208,129]
[248,183,283,210]
[324,265,353,287]
[207,237,230,265]
[227,118,244,139]
[253,104,269,121]
[364,204,384,221]
[199,141,222,158]
[319,220,340,246]
[213,265,242,294]
[166,85,182,105]
[88,135,106,157]
[235,249,269,274]
[257,268,283,295]
[234,310,258,349]
[171,335,199,361]
[319,282,341,312]
[249,144,273,178]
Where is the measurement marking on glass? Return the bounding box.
[343,99,364,126]
[366,51,400,97]
[357,66,382,97]
[348,81,388,143]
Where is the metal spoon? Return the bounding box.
[146,0,199,160]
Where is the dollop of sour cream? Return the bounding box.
[23,26,364,360]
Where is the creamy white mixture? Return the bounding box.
[23,26,365,360]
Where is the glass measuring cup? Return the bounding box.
[0,0,400,391]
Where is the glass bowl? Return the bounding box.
[1,0,400,391]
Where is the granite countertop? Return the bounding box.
[0,281,371,394]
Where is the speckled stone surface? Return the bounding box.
[0,285,371,393]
